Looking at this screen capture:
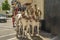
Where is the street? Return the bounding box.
[0,18,59,40]
[0,18,16,40]
[0,18,51,40]
[0,18,43,40]
[0,0,60,40]
[0,18,48,40]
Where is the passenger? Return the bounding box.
[24,3,34,19]
[12,2,19,27]
[34,4,42,21]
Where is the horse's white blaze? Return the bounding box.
[15,14,22,20]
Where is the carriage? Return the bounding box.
[11,0,42,39]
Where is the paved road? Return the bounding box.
[0,18,59,40]
[0,18,49,40]
[0,18,43,40]
[0,18,16,40]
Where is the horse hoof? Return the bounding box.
[36,34,39,36]
[31,34,33,36]
[16,35,19,38]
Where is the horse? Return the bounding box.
[15,11,32,39]
[30,4,42,36]
[16,11,34,40]
[23,5,41,36]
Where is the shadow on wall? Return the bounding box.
[40,20,46,31]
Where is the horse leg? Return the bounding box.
[22,19,27,37]
[24,20,30,36]
[36,22,40,36]
[16,20,22,38]
[25,22,32,40]
[31,23,35,36]
[22,24,25,37]
[15,19,19,38]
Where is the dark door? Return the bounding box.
[45,0,60,35]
